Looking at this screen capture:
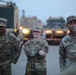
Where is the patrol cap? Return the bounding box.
[0,18,7,26]
[67,15,76,24]
[32,26,43,32]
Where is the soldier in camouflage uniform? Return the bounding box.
[24,26,49,75]
[59,15,76,72]
[0,18,21,75]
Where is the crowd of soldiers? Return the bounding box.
[0,15,76,75]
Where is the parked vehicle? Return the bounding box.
[44,17,69,44]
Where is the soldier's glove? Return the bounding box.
[39,50,46,56]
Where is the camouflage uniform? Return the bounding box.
[24,38,48,75]
[61,66,76,75]
[59,16,76,72]
[0,18,21,75]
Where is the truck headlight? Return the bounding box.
[22,28,30,34]
[56,30,63,34]
[45,30,52,34]
[19,26,23,29]
[67,30,70,33]
[14,29,17,32]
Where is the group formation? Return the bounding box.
[0,15,76,75]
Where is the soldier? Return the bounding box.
[59,15,76,72]
[0,18,21,75]
[24,26,49,75]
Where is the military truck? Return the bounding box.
[0,1,23,45]
[44,17,69,44]
[0,1,20,35]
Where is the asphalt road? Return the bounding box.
[12,45,61,75]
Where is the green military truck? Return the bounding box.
[44,17,69,44]
[0,2,19,34]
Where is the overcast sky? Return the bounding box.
[0,0,76,24]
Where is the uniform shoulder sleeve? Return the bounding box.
[24,40,31,46]
[42,39,49,47]
[7,32,20,47]
[7,32,17,41]
[59,35,71,71]
[6,32,21,64]
[61,35,71,48]
[40,39,49,53]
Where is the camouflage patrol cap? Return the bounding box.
[0,18,7,26]
[67,15,76,24]
[32,26,43,32]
